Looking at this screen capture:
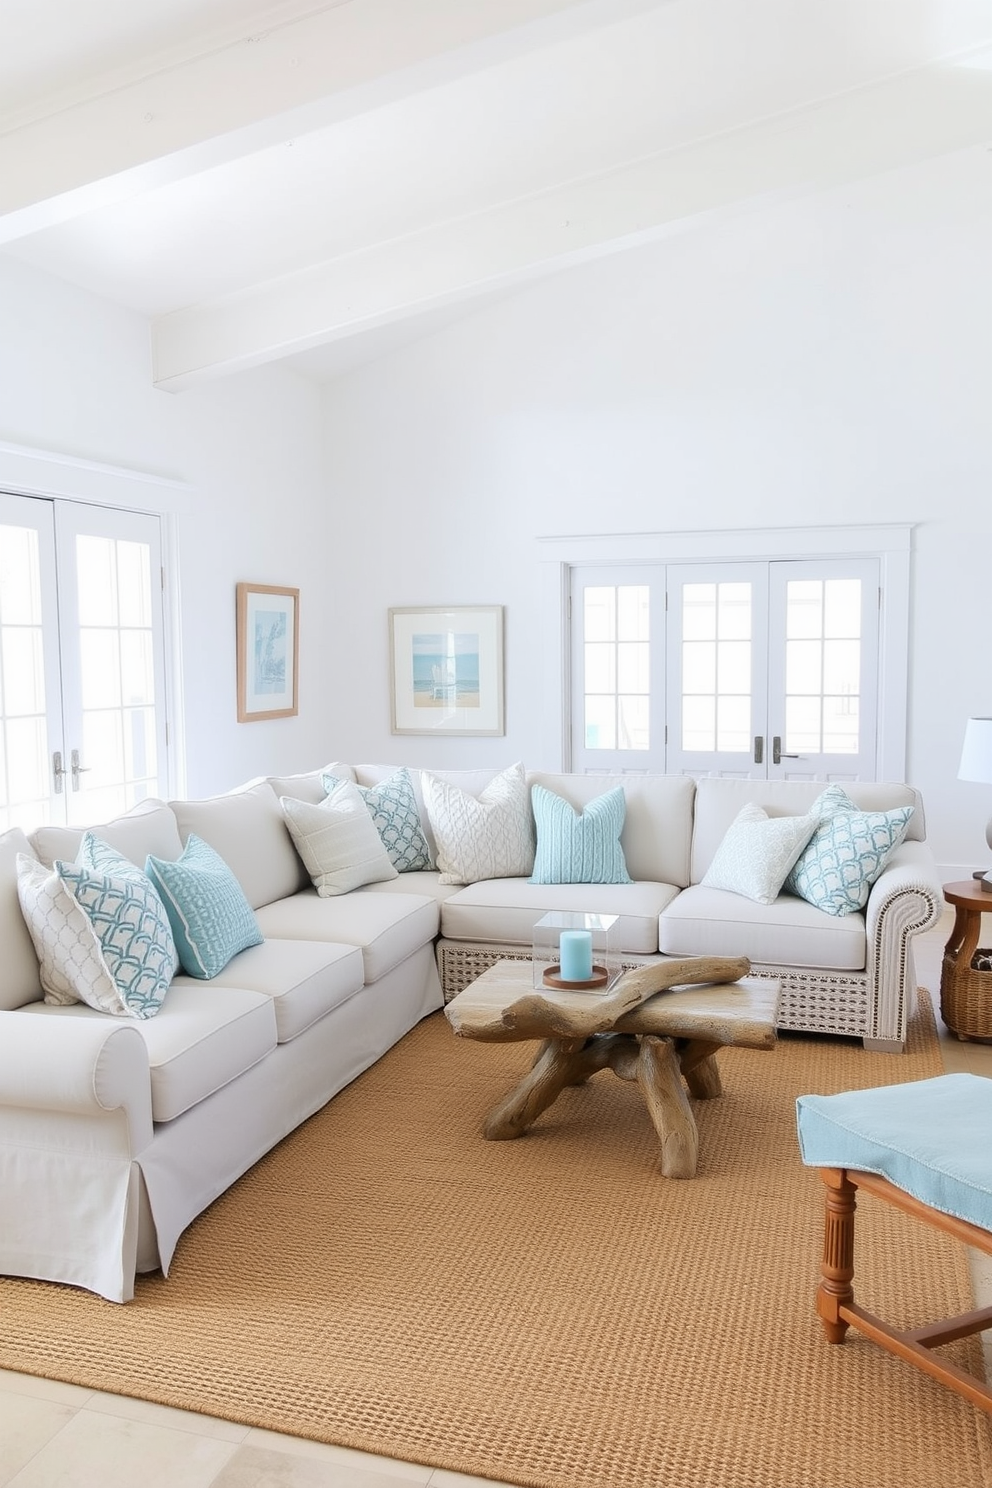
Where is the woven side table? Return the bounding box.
[940,880,992,1041]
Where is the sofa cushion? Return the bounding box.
[690,777,924,882]
[440,878,679,955]
[529,784,632,886]
[170,781,301,910]
[659,884,865,970]
[266,762,356,805]
[701,803,818,905]
[172,939,364,1044]
[21,984,277,1122]
[146,834,263,978]
[784,786,914,916]
[527,772,695,888]
[355,870,461,906]
[322,767,431,873]
[254,889,439,984]
[30,798,183,871]
[281,785,398,896]
[0,828,44,1010]
[423,763,535,886]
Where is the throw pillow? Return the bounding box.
[145,834,264,978]
[16,850,175,1018]
[784,787,914,916]
[529,784,632,886]
[700,803,818,905]
[422,763,535,886]
[77,832,179,977]
[321,766,431,872]
[280,782,399,897]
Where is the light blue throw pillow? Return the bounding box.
[529,784,632,886]
[55,833,177,1019]
[321,767,431,872]
[784,785,913,917]
[145,833,263,979]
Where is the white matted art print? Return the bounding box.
[389,606,504,736]
[237,583,299,722]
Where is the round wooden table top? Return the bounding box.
[943,879,992,910]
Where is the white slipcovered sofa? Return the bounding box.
[0,760,942,1304]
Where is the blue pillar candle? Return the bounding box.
[559,929,593,982]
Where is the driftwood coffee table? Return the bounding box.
[445,956,779,1178]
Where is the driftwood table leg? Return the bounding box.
[636,1034,699,1178]
[678,1039,723,1099]
[817,1168,856,1343]
[483,1038,593,1140]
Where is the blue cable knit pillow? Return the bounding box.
[784,785,913,917]
[321,766,431,872]
[529,784,632,886]
[146,833,263,979]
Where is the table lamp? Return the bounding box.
[958,716,992,892]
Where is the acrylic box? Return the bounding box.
[532,911,620,993]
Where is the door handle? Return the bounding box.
[52,751,66,794]
[772,736,800,766]
[753,736,764,765]
[70,749,92,791]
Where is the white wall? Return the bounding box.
[321,144,992,875]
[0,255,333,797]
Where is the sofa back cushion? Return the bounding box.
[527,772,695,887]
[29,798,183,870]
[0,828,44,1009]
[690,777,925,883]
[265,763,356,806]
[170,781,302,910]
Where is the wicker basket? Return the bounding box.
[940,948,992,1041]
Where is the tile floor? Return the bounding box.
[2,910,992,1488]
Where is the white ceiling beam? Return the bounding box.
[0,0,660,245]
[152,62,992,390]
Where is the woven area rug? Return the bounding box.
[1,993,991,1488]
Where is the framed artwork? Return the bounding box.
[389,605,504,736]
[236,583,299,722]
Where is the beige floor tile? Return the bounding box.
[84,1388,249,1442]
[212,1443,437,1488]
[5,1409,239,1488]
[244,1430,431,1482]
[0,1371,93,1408]
[0,1390,76,1487]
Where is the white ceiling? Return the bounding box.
[2,0,992,388]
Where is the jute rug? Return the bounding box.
[1,993,991,1488]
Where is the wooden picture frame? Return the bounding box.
[236,583,299,722]
[389,605,504,735]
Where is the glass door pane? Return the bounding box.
[570,567,665,773]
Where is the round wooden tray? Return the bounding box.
[542,964,610,991]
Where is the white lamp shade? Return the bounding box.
[959,717,992,785]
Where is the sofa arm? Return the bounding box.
[864,842,944,1047]
[0,1013,154,1153]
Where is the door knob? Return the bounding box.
[772,736,799,765]
[70,749,92,791]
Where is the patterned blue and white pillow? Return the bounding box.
[52,835,178,1019]
[784,787,914,917]
[529,784,632,886]
[321,767,431,872]
[145,833,263,979]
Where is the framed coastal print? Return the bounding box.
[389,606,504,735]
[236,583,299,722]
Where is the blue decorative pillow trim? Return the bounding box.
[529,784,632,886]
[145,834,262,979]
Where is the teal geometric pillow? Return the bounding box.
[784,787,914,917]
[529,784,632,886]
[145,833,263,979]
[321,766,431,872]
[55,834,177,1019]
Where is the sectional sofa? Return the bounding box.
[0,761,942,1303]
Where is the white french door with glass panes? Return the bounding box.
[570,557,880,780]
[0,493,169,832]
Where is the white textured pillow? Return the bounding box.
[422,762,535,886]
[700,803,818,905]
[280,783,398,897]
[16,854,142,1015]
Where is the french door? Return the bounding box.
[0,493,170,832]
[570,557,880,780]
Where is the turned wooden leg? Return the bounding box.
[483,1038,592,1140]
[678,1039,723,1099]
[817,1168,857,1343]
[636,1035,699,1178]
